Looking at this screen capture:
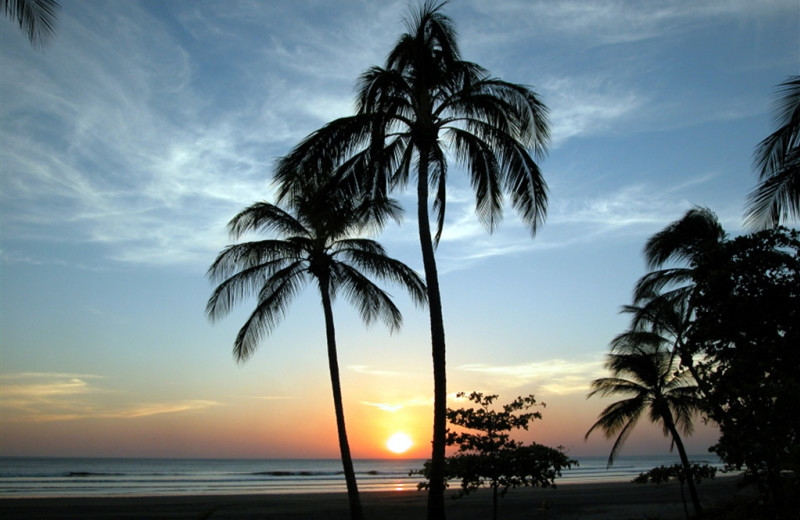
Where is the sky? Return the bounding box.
[1,0,798,461]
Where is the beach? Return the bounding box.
[0,476,742,519]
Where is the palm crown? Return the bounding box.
[353,2,549,243]
[206,178,426,362]
[586,348,700,466]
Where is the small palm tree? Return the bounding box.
[206,175,427,520]
[746,75,800,229]
[585,348,704,516]
[3,0,59,49]
[275,5,549,516]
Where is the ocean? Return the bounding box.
[0,455,724,498]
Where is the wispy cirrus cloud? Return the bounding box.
[468,0,793,48]
[348,365,413,378]
[0,373,221,423]
[360,397,433,413]
[458,359,606,395]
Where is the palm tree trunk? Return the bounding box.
[417,148,448,520]
[662,412,702,517]
[320,282,363,520]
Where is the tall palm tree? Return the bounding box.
[206,175,427,520]
[746,75,800,229]
[276,5,549,517]
[585,348,704,516]
[3,0,59,49]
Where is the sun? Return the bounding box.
[386,432,413,454]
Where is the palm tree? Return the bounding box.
[746,75,800,229]
[585,348,704,516]
[3,0,59,49]
[276,5,549,517]
[634,206,725,305]
[206,175,427,520]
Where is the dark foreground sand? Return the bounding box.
[0,476,743,520]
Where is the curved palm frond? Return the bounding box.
[232,262,308,362]
[747,75,800,228]
[3,0,59,48]
[227,202,307,240]
[643,207,725,270]
[585,396,646,466]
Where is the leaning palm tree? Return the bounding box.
[746,75,800,229]
[3,0,59,49]
[585,347,704,516]
[275,5,549,517]
[206,175,427,520]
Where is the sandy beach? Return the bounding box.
[0,476,742,519]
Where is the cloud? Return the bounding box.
[112,400,220,419]
[348,365,411,378]
[0,373,220,423]
[469,0,793,48]
[247,395,295,401]
[361,397,433,412]
[541,76,645,146]
[458,359,606,394]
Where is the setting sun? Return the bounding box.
[386,433,413,454]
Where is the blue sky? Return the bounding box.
[1,0,798,459]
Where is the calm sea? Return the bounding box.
[0,455,724,498]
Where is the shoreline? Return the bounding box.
[0,475,743,519]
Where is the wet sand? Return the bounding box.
[0,476,742,519]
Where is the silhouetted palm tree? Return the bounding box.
[3,0,58,49]
[746,75,800,229]
[206,176,427,520]
[585,348,704,516]
[633,207,725,305]
[275,5,549,517]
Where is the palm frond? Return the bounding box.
[231,263,308,362]
[207,240,304,283]
[585,396,645,465]
[4,0,59,48]
[332,263,404,333]
[753,76,800,181]
[336,241,428,307]
[227,202,307,240]
[587,377,648,399]
[745,147,800,228]
[633,268,693,304]
[643,207,724,270]
[449,127,503,232]
[430,145,448,246]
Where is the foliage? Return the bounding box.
[747,76,800,229]
[3,0,59,49]
[633,463,717,485]
[689,227,800,513]
[634,464,717,520]
[585,345,704,515]
[414,392,574,520]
